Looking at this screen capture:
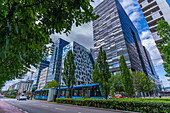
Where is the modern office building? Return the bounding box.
[47,38,69,84]
[9,81,33,93]
[90,48,95,60]
[37,67,49,90]
[35,60,50,89]
[138,0,170,44]
[93,0,155,77]
[61,41,94,85]
[32,73,38,89]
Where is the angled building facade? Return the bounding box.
[47,38,69,84]
[143,46,160,82]
[37,67,49,90]
[61,41,94,85]
[138,0,170,44]
[35,60,50,89]
[93,0,155,77]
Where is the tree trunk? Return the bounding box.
[71,86,73,98]
[105,93,107,99]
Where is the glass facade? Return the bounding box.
[143,46,159,82]
[93,0,155,76]
[93,0,144,73]
[35,60,50,88]
[93,0,131,72]
[61,42,94,85]
[115,0,144,72]
[46,38,69,84]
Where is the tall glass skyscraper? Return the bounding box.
[46,38,69,84]
[93,0,155,77]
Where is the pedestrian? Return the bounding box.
[31,94,33,100]
[158,92,161,98]
[27,95,30,100]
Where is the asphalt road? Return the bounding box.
[0,98,132,113]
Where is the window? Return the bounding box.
[78,90,83,96]
[60,90,66,96]
[74,90,78,96]
[90,86,102,97]
[42,91,46,96]
[159,11,163,16]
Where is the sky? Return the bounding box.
[2,0,170,91]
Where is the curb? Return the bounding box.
[35,100,138,113]
[55,103,138,113]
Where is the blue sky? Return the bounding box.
[117,0,170,87]
[2,0,170,91]
[167,0,170,6]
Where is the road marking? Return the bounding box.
[78,112,82,113]
[55,108,66,111]
[41,105,48,107]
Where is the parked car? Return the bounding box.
[17,93,27,100]
[0,94,4,98]
[114,94,123,98]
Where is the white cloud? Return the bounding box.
[129,11,141,22]
[140,30,152,40]
[50,22,94,50]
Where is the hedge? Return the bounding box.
[6,95,16,98]
[56,98,170,113]
[109,98,170,103]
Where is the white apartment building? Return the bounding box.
[138,0,170,44]
[37,67,49,90]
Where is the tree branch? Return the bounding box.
[24,0,45,8]
[7,2,19,22]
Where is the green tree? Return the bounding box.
[62,50,75,98]
[141,76,156,96]
[92,62,100,83]
[43,80,58,89]
[119,55,134,97]
[110,72,124,96]
[132,71,156,97]
[0,0,98,85]
[155,20,170,77]
[92,47,112,99]
[0,80,5,89]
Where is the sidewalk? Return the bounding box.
[0,101,24,113]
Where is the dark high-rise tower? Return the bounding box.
[93,0,155,77]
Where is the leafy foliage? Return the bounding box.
[110,72,124,96]
[0,0,98,87]
[62,50,75,98]
[155,20,170,77]
[56,98,170,112]
[43,80,58,89]
[119,55,134,97]
[92,63,100,83]
[5,95,16,98]
[132,71,156,97]
[92,47,112,99]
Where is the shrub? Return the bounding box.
[56,98,170,113]
[6,95,16,98]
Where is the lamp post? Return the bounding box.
[57,66,62,98]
